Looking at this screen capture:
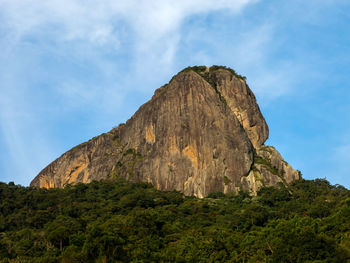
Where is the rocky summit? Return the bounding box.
[30,66,300,197]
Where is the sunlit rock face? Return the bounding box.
[30,66,299,197]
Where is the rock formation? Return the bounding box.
[30,66,300,197]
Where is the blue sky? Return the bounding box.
[0,0,349,188]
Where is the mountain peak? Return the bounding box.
[31,66,299,197]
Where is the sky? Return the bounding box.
[0,0,349,189]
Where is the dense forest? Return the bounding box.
[0,178,349,262]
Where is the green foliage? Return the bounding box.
[159,65,247,103]
[110,148,144,179]
[223,176,232,185]
[253,151,281,178]
[209,65,247,81]
[0,179,349,262]
[178,65,246,81]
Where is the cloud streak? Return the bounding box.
[0,0,258,185]
[0,0,258,46]
[1,0,349,189]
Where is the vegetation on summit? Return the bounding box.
[0,178,349,262]
[161,65,247,92]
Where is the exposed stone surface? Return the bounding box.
[213,70,269,148]
[242,146,300,195]
[30,66,300,197]
[30,132,123,189]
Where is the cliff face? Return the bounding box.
[30,66,300,197]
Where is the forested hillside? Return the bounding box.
[0,179,349,262]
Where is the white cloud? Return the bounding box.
[178,21,305,102]
[1,0,348,188]
[0,0,258,46]
[0,82,55,185]
[0,0,259,185]
[0,0,260,89]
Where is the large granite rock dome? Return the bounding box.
[30,66,300,197]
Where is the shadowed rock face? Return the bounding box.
[30,66,299,197]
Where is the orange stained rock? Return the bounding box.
[145,124,156,143]
[182,144,199,166]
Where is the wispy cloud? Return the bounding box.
[0,0,258,185]
[2,0,348,189]
[0,0,258,47]
[225,24,299,101]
